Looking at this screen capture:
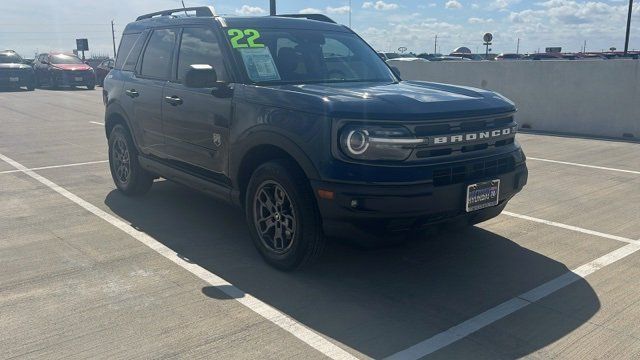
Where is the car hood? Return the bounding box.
[51,64,92,71]
[240,81,515,120]
[0,63,33,70]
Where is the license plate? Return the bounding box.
[466,180,500,212]
[9,77,19,82]
[74,76,83,82]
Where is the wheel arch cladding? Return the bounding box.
[234,139,319,205]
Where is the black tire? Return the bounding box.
[245,159,325,270]
[86,81,95,90]
[108,124,154,196]
[26,81,35,91]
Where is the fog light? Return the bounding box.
[350,199,359,208]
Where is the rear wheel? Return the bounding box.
[108,124,153,196]
[245,159,325,270]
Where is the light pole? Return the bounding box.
[270,0,276,16]
[349,0,352,28]
[624,0,634,55]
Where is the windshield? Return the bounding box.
[0,53,23,64]
[228,28,396,84]
[50,54,84,64]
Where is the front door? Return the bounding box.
[161,26,232,177]
[130,28,178,155]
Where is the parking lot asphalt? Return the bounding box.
[1,88,639,359]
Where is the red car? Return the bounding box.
[33,53,96,90]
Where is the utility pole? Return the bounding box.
[270,0,276,16]
[583,40,587,53]
[624,0,634,55]
[516,38,520,54]
[111,20,117,59]
[434,34,438,54]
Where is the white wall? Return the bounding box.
[392,60,640,140]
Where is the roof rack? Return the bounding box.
[136,6,217,21]
[277,14,336,24]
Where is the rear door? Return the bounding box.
[161,25,232,177]
[127,28,178,156]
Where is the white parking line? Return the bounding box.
[89,121,105,126]
[385,214,640,360]
[503,211,638,245]
[0,152,358,360]
[528,157,640,175]
[385,241,640,360]
[0,160,108,175]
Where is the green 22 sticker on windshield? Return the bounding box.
[228,29,264,48]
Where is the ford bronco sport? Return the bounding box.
[103,7,528,270]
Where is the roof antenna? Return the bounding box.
[181,0,188,17]
[270,0,276,16]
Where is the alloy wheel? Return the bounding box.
[253,181,297,253]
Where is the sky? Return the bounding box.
[1,0,638,58]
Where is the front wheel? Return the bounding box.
[245,160,325,270]
[108,124,153,196]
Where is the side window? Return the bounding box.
[115,32,145,71]
[140,28,177,79]
[177,27,226,82]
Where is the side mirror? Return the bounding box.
[390,66,401,79]
[184,64,218,88]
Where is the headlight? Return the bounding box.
[339,125,423,161]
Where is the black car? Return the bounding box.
[0,50,36,91]
[104,7,528,270]
[95,58,114,87]
[33,53,96,90]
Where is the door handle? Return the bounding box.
[125,89,139,98]
[164,95,183,106]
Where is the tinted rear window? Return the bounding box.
[115,33,145,71]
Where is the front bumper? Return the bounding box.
[0,72,34,87]
[312,158,528,242]
[51,71,95,86]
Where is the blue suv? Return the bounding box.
[103,7,528,270]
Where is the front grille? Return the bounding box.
[409,115,517,159]
[413,116,514,137]
[432,156,515,186]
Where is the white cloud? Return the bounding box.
[471,3,480,8]
[468,17,495,23]
[235,5,266,15]
[299,6,351,15]
[299,7,324,14]
[445,0,463,9]
[429,3,438,7]
[326,6,351,14]
[488,0,520,10]
[362,1,400,10]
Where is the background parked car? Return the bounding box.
[495,53,524,61]
[523,53,564,60]
[429,55,472,61]
[33,53,96,90]
[0,50,35,91]
[95,58,114,87]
